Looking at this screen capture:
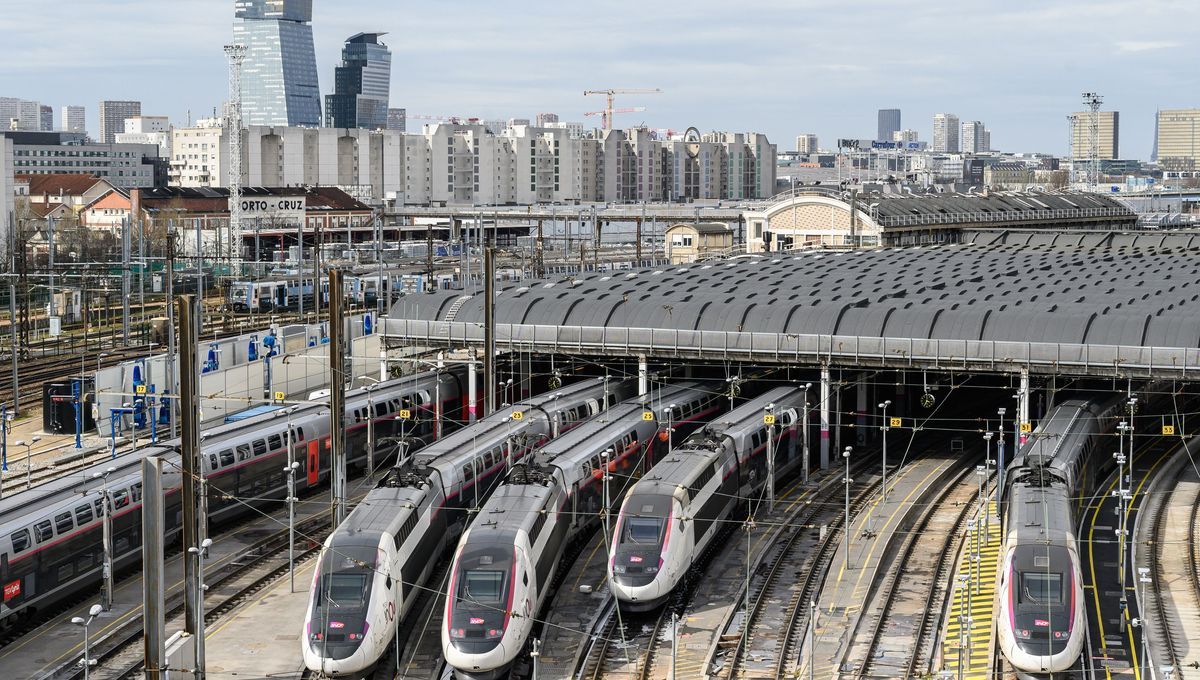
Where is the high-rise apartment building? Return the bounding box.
[877,109,901,142]
[99,100,141,143]
[325,32,391,129]
[39,105,53,131]
[795,133,819,153]
[536,112,560,127]
[0,98,41,131]
[234,0,321,127]
[982,129,992,152]
[892,129,919,144]
[1156,109,1200,170]
[387,108,406,132]
[961,120,986,153]
[932,113,960,152]
[62,106,86,134]
[1070,110,1119,160]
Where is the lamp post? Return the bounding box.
[983,432,993,541]
[878,400,891,501]
[1135,566,1151,678]
[665,404,677,452]
[15,436,39,490]
[1116,420,1130,628]
[843,446,852,571]
[765,402,776,506]
[285,459,299,593]
[188,537,213,678]
[70,603,103,680]
[975,466,985,591]
[93,467,117,610]
[996,408,1007,497]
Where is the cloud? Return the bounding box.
[1115,40,1181,53]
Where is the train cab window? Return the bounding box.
[268,434,282,452]
[252,440,267,457]
[220,450,235,467]
[132,483,142,502]
[460,570,505,603]
[75,504,94,525]
[34,521,53,543]
[113,489,129,509]
[10,529,30,553]
[55,512,74,535]
[1020,572,1063,605]
[623,516,664,544]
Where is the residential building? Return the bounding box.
[62,106,86,134]
[982,129,992,152]
[545,121,585,139]
[39,105,53,131]
[4,131,163,188]
[1070,110,1119,160]
[234,0,321,127]
[387,108,406,132]
[892,129,919,144]
[98,100,141,143]
[170,118,227,188]
[0,98,41,131]
[932,113,959,153]
[877,109,901,142]
[961,120,986,153]
[117,116,172,157]
[795,133,819,153]
[536,113,559,127]
[21,173,115,210]
[325,32,391,129]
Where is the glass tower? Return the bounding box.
[234,0,321,127]
[325,33,392,129]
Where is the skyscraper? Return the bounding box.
[99,100,141,143]
[961,120,986,153]
[234,0,321,127]
[1070,110,1119,160]
[324,32,392,129]
[932,113,960,152]
[877,109,901,142]
[795,133,819,153]
[62,105,86,134]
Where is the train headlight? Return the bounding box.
[1017,629,1031,639]
[450,628,466,639]
[613,565,627,574]
[486,629,503,639]
[644,565,659,574]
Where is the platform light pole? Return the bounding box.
[996,408,1007,497]
[843,446,852,570]
[70,603,103,680]
[878,400,891,501]
[188,536,213,679]
[765,402,776,506]
[665,404,676,452]
[975,467,986,592]
[94,467,116,611]
[285,458,299,593]
[15,436,38,489]
[983,432,993,541]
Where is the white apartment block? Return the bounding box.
[62,106,86,134]
[892,129,919,143]
[795,133,819,153]
[117,116,172,157]
[170,118,227,187]
[932,113,959,153]
[961,120,986,153]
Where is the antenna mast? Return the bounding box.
[1082,92,1102,189]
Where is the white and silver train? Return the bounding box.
[609,386,805,610]
[441,382,724,680]
[997,399,1115,677]
[301,376,636,678]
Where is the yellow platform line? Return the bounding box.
[941,502,1002,680]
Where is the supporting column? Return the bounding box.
[329,268,347,528]
[1018,368,1030,446]
[820,364,831,469]
[638,356,648,397]
[142,457,165,679]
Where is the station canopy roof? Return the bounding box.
[392,230,1200,349]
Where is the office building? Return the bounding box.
[99,100,141,143]
[961,120,986,153]
[892,129,919,144]
[325,32,391,129]
[1,136,13,255]
[234,0,321,127]
[983,129,992,152]
[932,113,960,152]
[1156,109,1200,170]
[39,105,53,131]
[877,109,901,142]
[116,116,171,157]
[0,98,41,131]
[62,106,86,134]
[795,133,819,153]
[1070,110,1119,160]
[3,130,163,188]
[387,108,406,132]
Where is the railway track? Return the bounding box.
[576,597,667,680]
[847,461,982,679]
[1144,452,1200,675]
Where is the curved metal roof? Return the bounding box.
[392,232,1200,349]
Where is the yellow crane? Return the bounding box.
[583,88,661,130]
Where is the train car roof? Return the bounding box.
[634,448,723,492]
[1007,483,1075,542]
[331,487,414,539]
[469,485,551,536]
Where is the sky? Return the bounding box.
[1,0,1198,160]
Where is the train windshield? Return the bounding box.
[322,573,369,608]
[624,517,664,544]
[460,570,505,603]
[1020,572,1064,605]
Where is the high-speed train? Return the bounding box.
[302,376,636,678]
[0,368,464,629]
[609,386,805,610]
[997,399,1117,677]
[442,382,724,680]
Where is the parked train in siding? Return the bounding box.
[996,398,1120,677]
[301,376,636,678]
[0,368,464,629]
[609,386,805,610]
[442,381,724,680]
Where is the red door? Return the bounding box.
[307,440,319,485]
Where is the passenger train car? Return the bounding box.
[997,398,1117,677]
[0,368,464,629]
[609,386,805,610]
[442,382,723,680]
[301,376,636,678]
[227,274,333,313]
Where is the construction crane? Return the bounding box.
[584,107,645,125]
[583,88,661,130]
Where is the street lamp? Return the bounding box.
[664,404,677,451]
[996,408,1007,495]
[878,400,891,501]
[187,537,213,677]
[70,603,103,680]
[285,459,300,592]
[15,436,40,490]
[843,446,852,570]
[93,467,117,610]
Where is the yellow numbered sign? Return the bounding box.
[763,414,776,426]
[889,417,902,428]
[511,410,524,421]
[642,411,654,421]
[1020,422,1032,433]
[1163,424,1176,436]
[273,391,285,403]
[399,409,412,420]
[135,385,147,395]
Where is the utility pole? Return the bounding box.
[879,400,891,501]
[122,217,131,340]
[177,294,202,669]
[483,245,496,416]
[329,268,347,527]
[141,456,165,679]
[843,446,852,571]
[95,467,116,611]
